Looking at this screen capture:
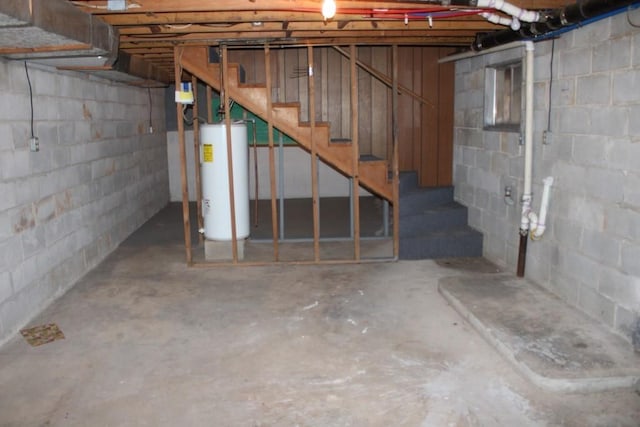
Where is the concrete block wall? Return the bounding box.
[0,59,169,346]
[453,12,640,344]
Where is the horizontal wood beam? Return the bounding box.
[100,11,497,26]
[120,36,473,49]
[120,29,480,42]
[75,0,572,14]
[120,36,475,50]
[116,20,498,35]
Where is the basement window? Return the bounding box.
[484,61,522,132]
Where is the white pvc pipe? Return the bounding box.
[476,0,540,23]
[530,176,554,239]
[520,41,535,233]
[480,12,521,30]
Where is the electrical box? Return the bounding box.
[175,82,194,104]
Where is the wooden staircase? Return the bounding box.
[179,46,393,201]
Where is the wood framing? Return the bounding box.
[173,47,193,264]
[264,44,280,261]
[192,75,204,244]
[69,0,569,81]
[350,44,361,261]
[332,46,433,108]
[308,45,320,262]
[206,85,213,123]
[392,45,400,259]
[222,45,239,263]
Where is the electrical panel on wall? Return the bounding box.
[175,82,194,104]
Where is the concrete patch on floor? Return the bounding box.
[439,274,640,393]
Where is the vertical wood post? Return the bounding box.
[206,85,213,123]
[173,47,192,265]
[308,45,320,262]
[350,45,361,260]
[392,45,400,259]
[192,75,204,244]
[265,44,279,261]
[222,45,239,263]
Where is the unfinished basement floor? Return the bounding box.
[1,205,639,426]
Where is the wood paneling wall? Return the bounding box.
[228,46,454,187]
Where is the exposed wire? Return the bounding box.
[628,5,640,27]
[181,104,207,125]
[24,62,35,139]
[547,38,554,133]
[147,87,153,132]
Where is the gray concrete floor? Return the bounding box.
[1,205,639,426]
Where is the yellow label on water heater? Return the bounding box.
[203,144,213,163]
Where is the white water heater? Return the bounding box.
[200,123,249,241]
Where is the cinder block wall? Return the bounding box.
[0,59,169,345]
[453,14,640,342]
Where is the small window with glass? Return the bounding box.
[484,61,522,131]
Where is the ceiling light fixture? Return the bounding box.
[322,0,337,20]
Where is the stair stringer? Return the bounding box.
[179,46,393,201]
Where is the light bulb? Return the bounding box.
[322,0,336,20]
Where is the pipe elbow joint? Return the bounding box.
[530,225,546,240]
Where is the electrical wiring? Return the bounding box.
[24,62,35,139]
[181,104,208,126]
[147,87,153,132]
[546,39,554,133]
[628,5,640,27]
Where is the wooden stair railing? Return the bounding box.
[178,46,393,202]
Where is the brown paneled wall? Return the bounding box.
[228,46,454,187]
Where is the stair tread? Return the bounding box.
[238,83,266,89]
[299,121,330,127]
[401,201,466,214]
[400,227,482,238]
[400,186,453,195]
[272,102,300,108]
[360,154,384,162]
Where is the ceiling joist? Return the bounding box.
[63,0,573,83]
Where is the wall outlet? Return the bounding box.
[29,137,39,152]
[543,130,551,145]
